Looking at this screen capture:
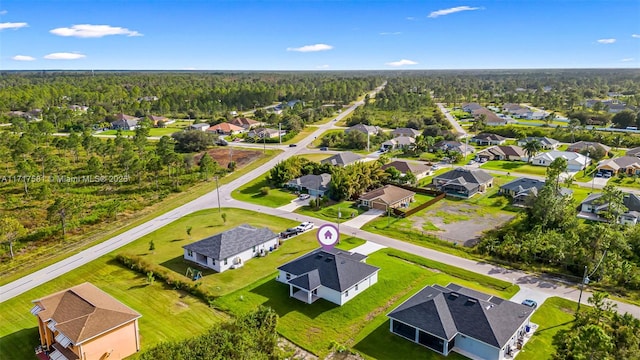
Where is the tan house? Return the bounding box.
[567,141,611,156]
[381,160,432,180]
[208,122,245,135]
[230,117,261,130]
[359,184,415,210]
[31,282,141,360]
[596,156,640,176]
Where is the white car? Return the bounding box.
[296,222,314,232]
[298,194,311,200]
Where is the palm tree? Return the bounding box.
[523,140,542,164]
[567,118,581,143]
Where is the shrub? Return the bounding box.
[259,186,270,195]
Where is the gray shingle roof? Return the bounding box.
[288,269,321,290]
[320,152,363,167]
[626,147,640,157]
[434,168,493,186]
[381,160,430,175]
[345,123,379,135]
[582,192,640,213]
[388,284,533,347]
[278,249,379,292]
[391,128,421,137]
[183,224,278,260]
[286,173,331,191]
[472,133,507,142]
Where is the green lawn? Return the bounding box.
[231,173,297,207]
[480,160,549,176]
[608,174,640,189]
[299,153,332,163]
[283,126,319,144]
[310,129,343,148]
[99,127,182,136]
[518,297,576,360]
[0,254,227,360]
[295,200,366,222]
[212,249,520,358]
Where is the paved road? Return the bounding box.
[0,83,386,303]
[437,102,467,138]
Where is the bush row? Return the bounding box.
[115,253,215,304]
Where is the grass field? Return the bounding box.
[282,126,319,144]
[295,200,366,222]
[298,153,332,163]
[608,174,640,189]
[212,248,520,358]
[480,160,549,176]
[231,172,297,207]
[518,297,576,360]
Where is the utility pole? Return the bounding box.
[263,133,266,154]
[337,206,341,243]
[576,265,588,312]
[215,175,221,213]
[279,123,282,144]
[367,132,370,152]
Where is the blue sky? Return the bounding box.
[1,0,639,70]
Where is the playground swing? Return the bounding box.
[185,267,203,281]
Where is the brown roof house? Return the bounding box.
[567,141,612,156]
[230,117,261,130]
[208,122,245,135]
[31,282,141,360]
[476,145,526,162]
[358,184,416,211]
[596,156,640,176]
[627,147,640,158]
[471,133,507,146]
[381,160,432,180]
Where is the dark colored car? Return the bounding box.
[319,147,328,151]
[279,228,301,239]
[289,144,297,147]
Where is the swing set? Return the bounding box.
[185,267,203,281]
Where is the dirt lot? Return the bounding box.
[410,200,515,247]
[197,148,263,168]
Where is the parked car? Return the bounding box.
[603,172,612,178]
[298,194,310,200]
[217,139,229,146]
[319,147,328,151]
[289,144,297,147]
[279,227,301,239]
[596,172,603,178]
[521,299,538,309]
[296,222,314,232]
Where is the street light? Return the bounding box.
[214,175,221,213]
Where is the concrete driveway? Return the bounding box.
[341,209,385,229]
[510,286,555,308]
[350,241,387,255]
[277,198,310,212]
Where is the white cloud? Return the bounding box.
[385,59,418,67]
[632,34,640,38]
[0,22,28,30]
[596,38,616,44]
[406,17,416,21]
[621,58,635,62]
[50,24,142,38]
[316,64,330,69]
[12,55,35,61]
[380,31,402,36]
[286,43,333,52]
[428,6,482,18]
[44,52,86,60]
[0,10,7,15]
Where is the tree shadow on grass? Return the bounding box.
[249,279,338,320]
[159,256,215,278]
[0,327,39,360]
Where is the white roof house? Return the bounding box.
[531,151,591,171]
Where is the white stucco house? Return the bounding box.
[531,151,591,171]
[183,224,279,273]
[276,248,379,306]
[387,283,535,360]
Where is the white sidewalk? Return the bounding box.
[350,241,387,255]
[341,209,385,229]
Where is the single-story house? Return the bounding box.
[472,108,512,126]
[31,282,142,360]
[381,160,432,180]
[111,113,140,130]
[345,123,380,136]
[567,141,611,157]
[358,184,416,210]
[387,283,534,360]
[476,145,526,162]
[207,122,245,135]
[320,152,363,167]
[432,168,493,198]
[471,133,507,146]
[248,127,281,139]
[433,141,475,155]
[596,156,640,176]
[531,151,591,171]
[499,177,572,206]
[286,173,332,197]
[627,147,640,158]
[276,248,380,305]
[381,136,416,150]
[578,192,640,225]
[516,137,560,150]
[183,224,279,272]
[147,115,174,127]
[462,102,483,113]
[391,128,421,138]
[230,117,260,129]
[502,103,525,113]
[188,123,211,132]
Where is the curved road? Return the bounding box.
[2,83,639,320]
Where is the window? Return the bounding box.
[224,258,228,265]
[345,290,349,297]
[253,246,256,252]
[355,284,359,291]
[187,250,193,257]
[286,273,291,280]
[212,259,215,266]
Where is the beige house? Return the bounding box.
[597,156,640,176]
[31,282,141,360]
[359,184,415,210]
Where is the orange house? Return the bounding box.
[31,282,141,360]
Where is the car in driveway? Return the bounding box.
[298,194,310,200]
[279,227,301,239]
[319,147,328,151]
[521,299,538,309]
[295,221,314,232]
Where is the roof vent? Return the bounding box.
[485,304,494,310]
[448,293,459,300]
[325,258,333,263]
[466,298,478,305]
[316,254,323,259]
